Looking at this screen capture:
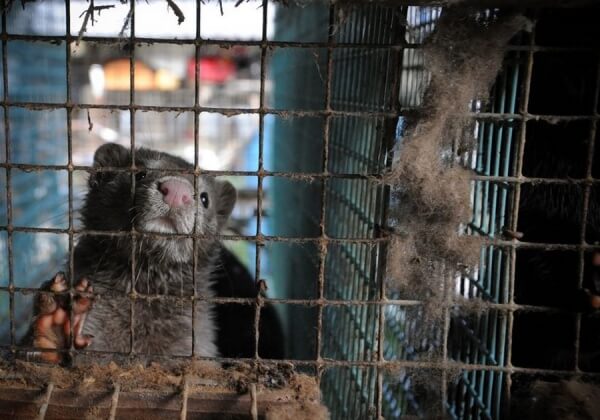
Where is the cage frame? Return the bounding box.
[1,1,600,419]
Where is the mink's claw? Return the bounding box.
[582,288,600,310]
[588,251,600,310]
[73,277,94,314]
[74,334,94,349]
[72,277,95,350]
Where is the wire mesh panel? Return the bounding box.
[380,5,600,420]
[0,0,276,373]
[447,44,523,420]
[450,7,600,420]
[269,3,401,418]
[0,7,68,343]
[1,1,600,419]
[509,9,600,415]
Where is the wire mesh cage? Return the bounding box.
[1,1,600,419]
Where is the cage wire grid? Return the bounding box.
[446,8,600,420]
[1,1,600,419]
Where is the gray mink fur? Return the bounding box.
[73,143,236,358]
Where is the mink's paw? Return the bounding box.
[588,252,600,310]
[577,251,600,311]
[29,273,95,364]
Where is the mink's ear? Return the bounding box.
[215,180,237,229]
[89,144,131,189]
[93,143,130,168]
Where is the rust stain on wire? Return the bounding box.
[252,0,269,361]
[65,0,78,363]
[36,382,54,420]
[315,3,336,377]
[3,30,599,52]
[3,98,599,123]
[1,0,16,355]
[190,0,201,359]
[109,383,121,420]
[250,383,258,420]
[180,378,190,420]
[503,17,537,415]
[128,0,137,358]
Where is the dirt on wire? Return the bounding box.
[386,7,529,321]
[383,6,530,416]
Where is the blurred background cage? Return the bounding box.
[1,0,600,419]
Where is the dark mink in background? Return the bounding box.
[511,8,600,375]
[212,248,284,360]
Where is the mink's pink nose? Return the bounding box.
[159,179,193,208]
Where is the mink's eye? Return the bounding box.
[136,171,147,182]
[200,192,209,209]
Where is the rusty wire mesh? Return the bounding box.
[1,1,600,419]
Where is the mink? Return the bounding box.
[511,8,600,373]
[23,143,284,363]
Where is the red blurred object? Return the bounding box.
[188,56,236,83]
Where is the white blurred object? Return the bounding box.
[89,64,105,99]
[183,146,222,170]
[99,127,119,142]
[198,148,223,170]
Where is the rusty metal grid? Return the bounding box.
[1,2,600,420]
[448,9,600,420]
